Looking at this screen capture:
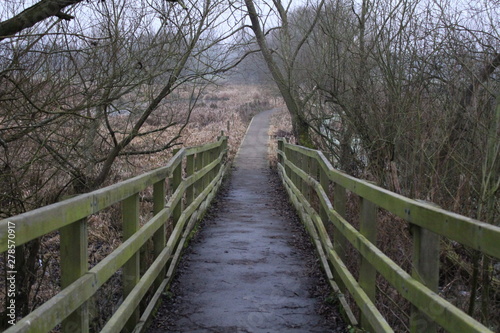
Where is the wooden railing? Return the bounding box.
[0,135,228,333]
[277,139,500,333]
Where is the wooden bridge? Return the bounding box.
[0,111,499,333]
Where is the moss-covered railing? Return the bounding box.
[0,135,228,333]
[277,139,500,333]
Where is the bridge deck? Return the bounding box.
[148,110,341,332]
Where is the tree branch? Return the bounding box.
[0,0,83,41]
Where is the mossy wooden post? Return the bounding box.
[186,155,195,207]
[210,147,217,182]
[216,132,224,177]
[301,155,311,203]
[122,193,140,332]
[153,179,166,289]
[288,148,295,186]
[222,136,228,158]
[60,219,89,333]
[309,156,319,207]
[333,184,348,292]
[297,151,303,192]
[292,150,300,189]
[284,145,291,179]
[359,197,378,331]
[202,148,210,189]
[319,164,330,226]
[278,139,284,165]
[410,201,440,333]
[171,149,183,226]
[194,151,204,200]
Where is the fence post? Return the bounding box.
[202,149,209,190]
[284,145,291,179]
[278,139,284,165]
[292,150,299,189]
[194,151,204,200]
[410,200,440,333]
[122,193,140,332]
[210,147,216,182]
[153,180,166,289]
[301,155,311,203]
[171,149,183,226]
[186,154,195,208]
[333,184,348,292]
[359,197,377,331]
[60,219,89,333]
[216,132,224,177]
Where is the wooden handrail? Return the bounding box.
[1,136,228,333]
[277,139,500,333]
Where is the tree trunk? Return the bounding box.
[244,0,314,148]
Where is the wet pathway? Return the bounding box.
[148,109,338,332]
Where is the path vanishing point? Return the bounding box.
[148,109,340,333]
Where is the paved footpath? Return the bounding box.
[148,109,338,333]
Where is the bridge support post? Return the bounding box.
[210,147,216,182]
[301,156,311,203]
[292,150,300,189]
[278,139,284,165]
[122,193,140,332]
[359,198,377,332]
[60,218,89,333]
[333,184,348,292]
[153,180,166,289]
[194,151,204,201]
[410,200,440,333]
[284,145,291,179]
[186,154,195,207]
[171,149,183,226]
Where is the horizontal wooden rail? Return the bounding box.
[277,139,500,333]
[1,136,228,333]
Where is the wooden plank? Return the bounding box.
[277,164,389,332]
[288,150,358,326]
[0,150,184,251]
[279,151,492,333]
[326,207,493,333]
[1,138,228,333]
[284,143,500,259]
[285,157,350,292]
[102,163,228,333]
[133,278,169,333]
[184,155,223,188]
[123,193,140,332]
[60,219,89,333]
[184,140,222,156]
[5,207,172,333]
[327,166,500,259]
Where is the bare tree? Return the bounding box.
[243,0,327,147]
[0,0,248,323]
[263,0,500,328]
